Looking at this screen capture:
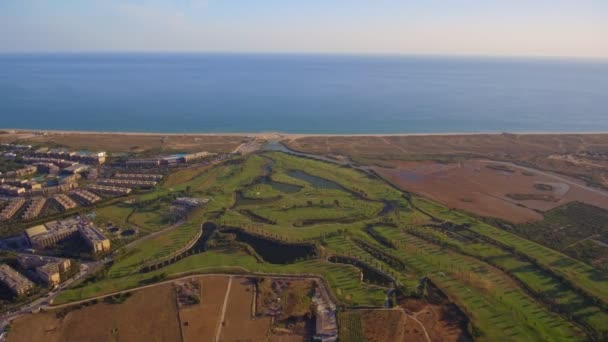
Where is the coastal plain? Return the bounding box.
[2,130,608,342]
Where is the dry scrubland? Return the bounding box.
[286,133,608,189]
[8,276,307,342]
[179,276,230,342]
[0,131,247,153]
[376,159,608,223]
[339,300,469,342]
[8,284,182,342]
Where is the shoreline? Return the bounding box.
[2,128,608,138]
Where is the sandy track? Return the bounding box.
[215,276,233,342]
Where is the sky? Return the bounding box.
[1,0,607,58]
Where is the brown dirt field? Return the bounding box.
[359,309,408,342]
[375,159,608,223]
[286,133,608,189]
[8,284,181,342]
[179,276,230,342]
[401,299,472,342]
[1,131,247,153]
[220,277,272,342]
[269,334,306,342]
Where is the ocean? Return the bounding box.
[0,53,607,134]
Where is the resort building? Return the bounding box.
[73,151,106,165]
[23,157,76,168]
[0,198,26,220]
[79,224,111,253]
[63,164,90,175]
[0,264,34,296]
[126,158,161,168]
[16,254,71,286]
[97,178,157,188]
[88,184,132,196]
[3,165,37,178]
[71,189,101,206]
[25,222,79,249]
[182,151,213,163]
[40,183,78,196]
[34,162,60,175]
[24,216,111,253]
[59,174,81,185]
[53,194,78,211]
[0,184,26,197]
[114,173,163,181]
[22,197,47,220]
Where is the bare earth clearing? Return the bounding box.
[8,276,309,342]
[179,276,230,342]
[286,133,608,189]
[375,159,608,223]
[8,284,182,342]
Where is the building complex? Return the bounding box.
[16,254,71,286]
[24,216,111,253]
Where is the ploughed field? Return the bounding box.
[8,276,311,342]
[41,151,608,341]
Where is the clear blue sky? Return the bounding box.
[1,0,607,58]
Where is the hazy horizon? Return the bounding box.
[1,1,607,59]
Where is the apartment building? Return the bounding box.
[125,158,162,168]
[0,264,34,296]
[79,225,111,253]
[71,189,101,205]
[24,216,111,253]
[53,194,78,211]
[17,254,71,286]
[22,197,47,220]
[88,184,132,196]
[0,198,26,220]
[97,178,157,188]
[114,173,163,181]
[0,184,26,197]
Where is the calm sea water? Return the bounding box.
[0,53,607,134]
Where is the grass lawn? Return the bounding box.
[56,248,387,307]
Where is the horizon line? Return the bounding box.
[1,50,607,62]
[3,128,608,137]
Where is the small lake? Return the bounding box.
[287,170,344,190]
[221,227,317,264]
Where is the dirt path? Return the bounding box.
[215,276,233,342]
[402,308,431,342]
[564,235,600,249]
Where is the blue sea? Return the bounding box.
[0,53,607,134]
